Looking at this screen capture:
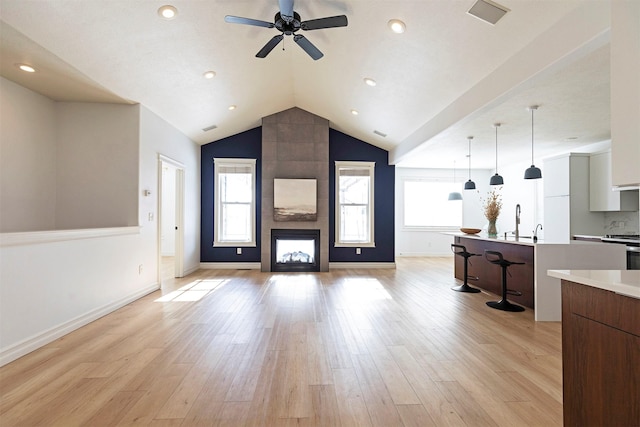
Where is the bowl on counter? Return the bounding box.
[460,228,482,235]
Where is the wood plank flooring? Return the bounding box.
[0,257,563,426]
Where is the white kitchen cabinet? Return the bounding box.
[590,150,639,211]
[543,153,604,242]
[611,0,640,187]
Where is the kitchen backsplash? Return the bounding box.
[604,211,640,234]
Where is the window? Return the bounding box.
[213,158,256,246]
[335,161,375,247]
[403,178,462,229]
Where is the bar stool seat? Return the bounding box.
[484,250,525,312]
[451,244,481,293]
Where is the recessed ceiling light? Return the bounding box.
[350,109,359,115]
[363,77,377,87]
[203,71,216,79]
[388,19,406,34]
[16,63,36,73]
[228,105,237,110]
[158,5,178,20]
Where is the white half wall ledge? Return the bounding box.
[0,226,141,247]
[0,282,159,367]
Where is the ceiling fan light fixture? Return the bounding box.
[524,105,542,180]
[388,19,406,33]
[158,5,178,20]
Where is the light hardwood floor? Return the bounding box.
[0,257,563,426]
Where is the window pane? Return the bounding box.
[221,203,251,241]
[340,205,369,242]
[404,181,462,227]
[339,176,369,204]
[220,173,252,203]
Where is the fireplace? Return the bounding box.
[271,229,320,272]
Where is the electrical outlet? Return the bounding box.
[236,248,242,255]
[356,248,361,255]
[148,212,154,221]
[138,264,143,274]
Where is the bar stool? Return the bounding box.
[484,250,525,312]
[450,244,481,293]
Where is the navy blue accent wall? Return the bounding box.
[201,127,262,263]
[329,129,395,262]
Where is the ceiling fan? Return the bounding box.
[224,0,348,60]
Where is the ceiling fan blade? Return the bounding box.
[278,0,295,23]
[301,15,348,30]
[293,34,323,60]
[224,15,274,28]
[256,35,284,58]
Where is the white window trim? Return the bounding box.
[335,161,375,248]
[213,158,257,247]
[400,175,463,232]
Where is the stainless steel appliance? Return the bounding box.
[601,234,640,270]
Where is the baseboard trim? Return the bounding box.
[396,253,454,257]
[200,262,261,270]
[0,283,159,367]
[329,262,396,269]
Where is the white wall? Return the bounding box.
[139,106,200,275]
[55,103,139,229]
[0,78,57,232]
[0,83,200,366]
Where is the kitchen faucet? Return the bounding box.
[534,223,543,242]
[515,204,521,240]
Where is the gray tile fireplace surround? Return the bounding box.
[260,107,330,272]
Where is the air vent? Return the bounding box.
[202,124,218,132]
[373,130,387,137]
[467,0,509,25]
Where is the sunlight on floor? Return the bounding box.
[342,277,392,303]
[154,278,229,302]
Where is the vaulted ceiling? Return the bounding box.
[0,0,612,169]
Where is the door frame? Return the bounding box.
[158,154,185,278]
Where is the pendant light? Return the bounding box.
[490,123,504,185]
[524,105,542,179]
[448,161,463,200]
[464,136,476,190]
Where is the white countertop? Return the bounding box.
[447,232,537,246]
[547,269,640,300]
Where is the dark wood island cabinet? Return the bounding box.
[453,235,534,308]
[551,270,640,426]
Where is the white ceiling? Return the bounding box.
[0,0,612,169]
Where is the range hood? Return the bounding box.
[612,185,640,191]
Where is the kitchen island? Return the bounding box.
[450,233,626,320]
[547,270,639,425]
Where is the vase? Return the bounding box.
[487,219,498,237]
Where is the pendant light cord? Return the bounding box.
[495,125,498,170]
[468,137,472,179]
[531,107,535,164]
